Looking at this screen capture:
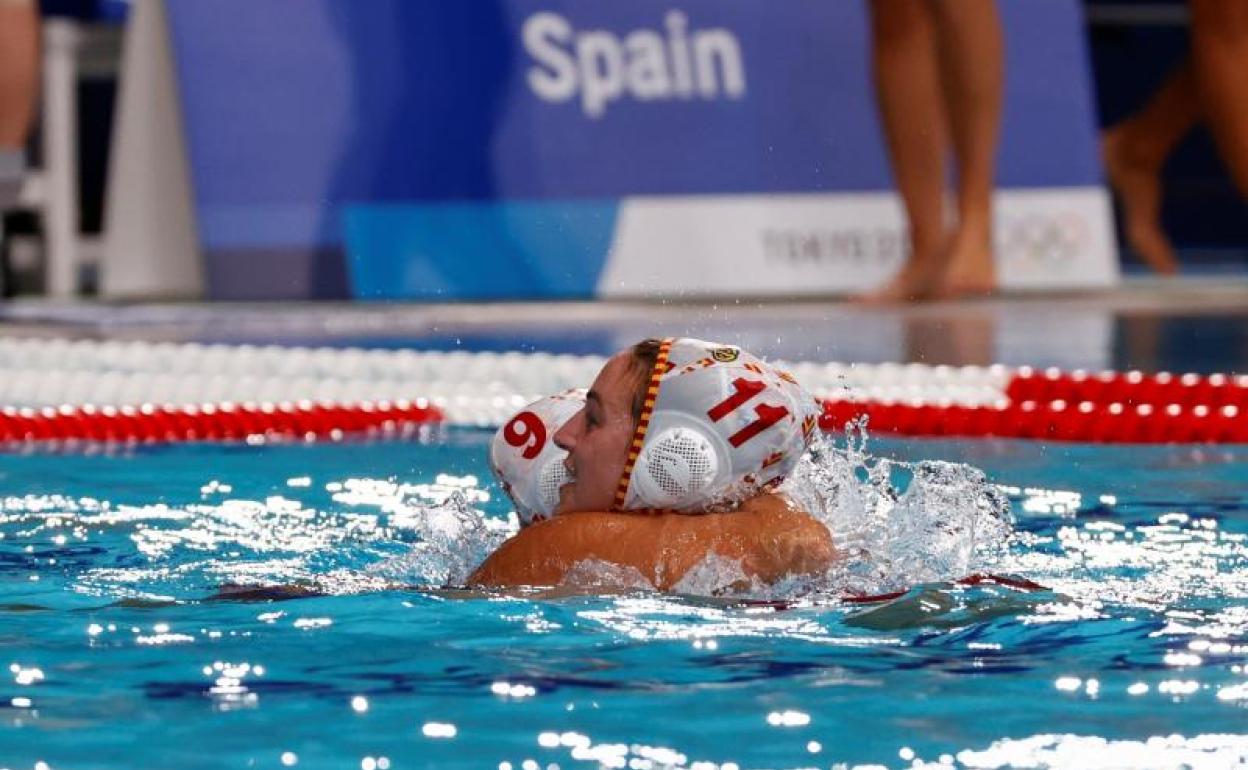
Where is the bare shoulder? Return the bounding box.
[468,497,834,590]
[467,511,665,587]
[529,510,668,544]
[736,492,825,529]
[723,493,835,579]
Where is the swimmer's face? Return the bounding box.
[552,352,639,513]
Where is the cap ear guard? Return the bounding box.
[629,412,727,511]
[536,457,573,518]
[490,390,585,526]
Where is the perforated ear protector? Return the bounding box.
[614,338,820,512]
[628,412,724,509]
[490,389,585,526]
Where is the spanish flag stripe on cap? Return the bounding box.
[613,338,673,509]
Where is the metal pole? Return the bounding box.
[42,19,82,298]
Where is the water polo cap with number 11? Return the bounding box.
[614,338,821,512]
[489,389,586,527]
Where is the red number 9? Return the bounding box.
[503,411,546,460]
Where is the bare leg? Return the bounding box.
[859,0,949,302]
[1189,0,1248,198]
[0,0,40,150]
[1102,64,1199,274]
[928,0,1004,297]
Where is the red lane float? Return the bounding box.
[820,398,1248,443]
[822,364,1248,443]
[0,400,443,447]
[1005,368,1248,409]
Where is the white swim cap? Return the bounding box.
[613,338,820,512]
[489,389,585,527]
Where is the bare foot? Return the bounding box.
[1102,129,1179,275]
[853,240,949,304]
[935,225,996,299]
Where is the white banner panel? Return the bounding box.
[600,188,1118,297]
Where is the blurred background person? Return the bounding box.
[1102,0,1248,275]
[862,0,1004,302]
[0,0,39,208]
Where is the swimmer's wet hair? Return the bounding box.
[627,338,664,424]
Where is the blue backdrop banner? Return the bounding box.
[165,0,1114,299]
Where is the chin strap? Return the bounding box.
[612,338,673,511]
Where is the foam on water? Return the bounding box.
[783,423,1014,597]
[366,491,511,587]
[0,468,513,599]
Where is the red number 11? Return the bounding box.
[706,378,789,448]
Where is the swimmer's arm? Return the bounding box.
[466,512,669,589]
[466,496,834,590]
[658,495,835,587]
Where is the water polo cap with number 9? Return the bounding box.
[489,389,586,527]
[613,338,821,512]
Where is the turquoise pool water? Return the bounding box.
[2,431,1247,769]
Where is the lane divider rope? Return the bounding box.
[820,399,1247,444]
[820,366,1248,443]
[0,400,442,446]
[0,337,1244,444]
[1004,367,1248,407]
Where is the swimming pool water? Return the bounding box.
[2,431,1247,769]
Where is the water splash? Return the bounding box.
[557,559,655,593]
[783,421,1013,597]
[670,553,759,597]
[366,490,511,586]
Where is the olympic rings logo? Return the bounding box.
[996,212,1090,266]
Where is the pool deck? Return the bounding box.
[1,275,1247,373]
